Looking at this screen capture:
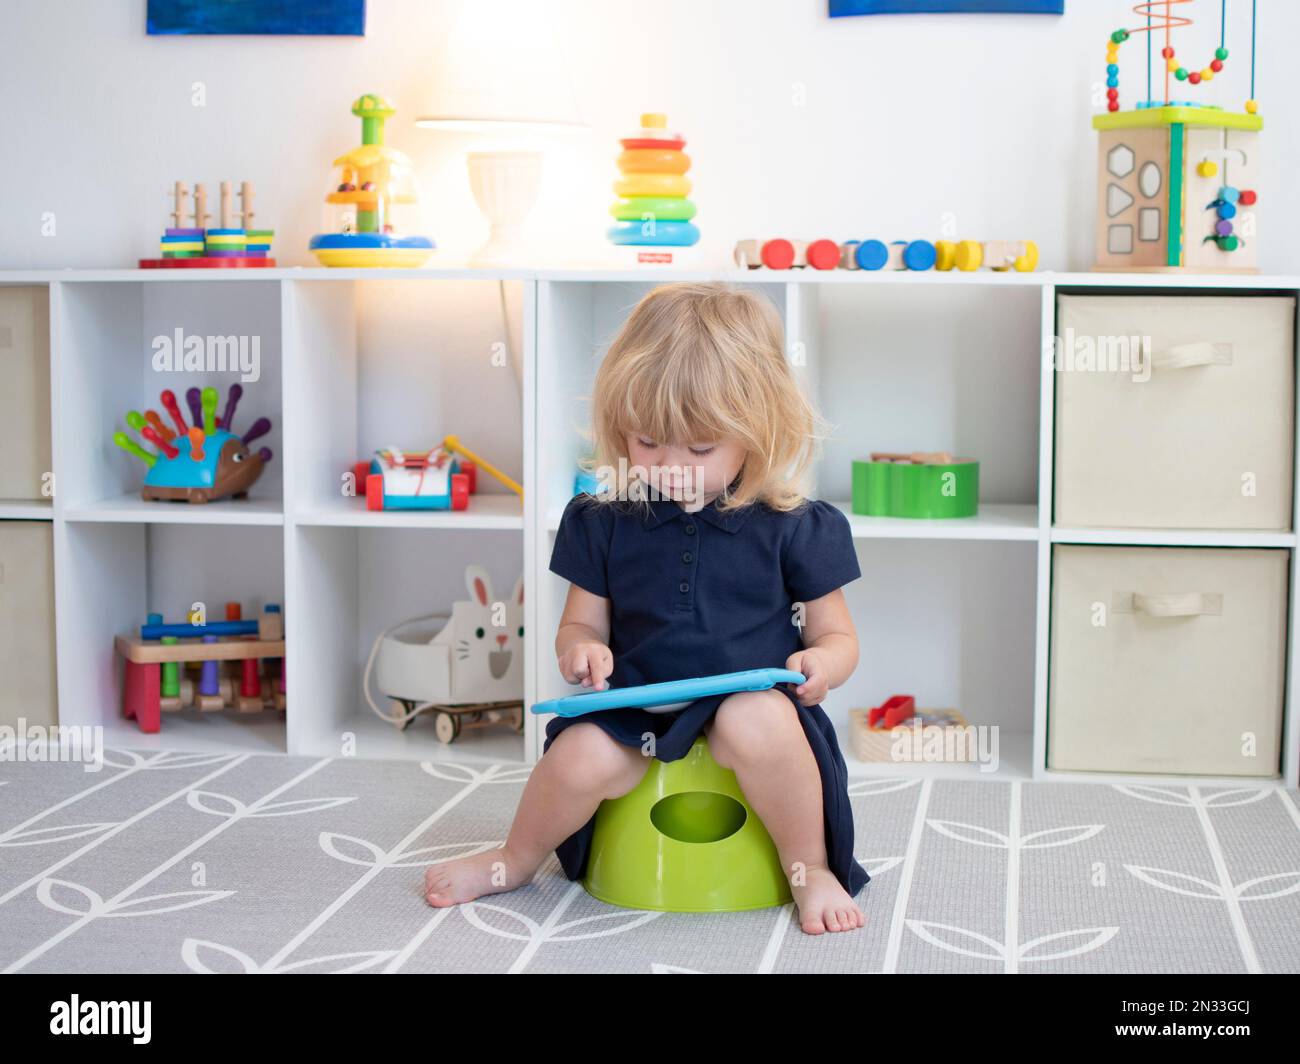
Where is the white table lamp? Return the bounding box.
[416,2,586,266]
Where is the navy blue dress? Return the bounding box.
[545,489,870,900]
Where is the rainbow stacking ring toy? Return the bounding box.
[608,112,700,258]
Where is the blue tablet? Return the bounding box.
[530,668,806,718]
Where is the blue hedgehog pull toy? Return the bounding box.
[113,384,272,504]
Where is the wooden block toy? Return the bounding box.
[841,240,934,271]
[806,239,839,270]
[849,703,973,763]
[852,455,979,519]
[733,238,840,270]
[935,239,1038,272]
[869,450,956,464]
[738,236,1033,272]
[118,603,286,732]
[733,239,762,268]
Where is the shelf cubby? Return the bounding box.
[54,520,287,754]
[0,265,1291,787]
[55,279,284,519]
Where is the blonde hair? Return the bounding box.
[579,282,828,515]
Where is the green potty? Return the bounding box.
[583,736,793,913]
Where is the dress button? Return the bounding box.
[684,524,696,536]
[679,581,690,593]
[682,551,693,563]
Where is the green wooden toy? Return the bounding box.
[851,453,979,519]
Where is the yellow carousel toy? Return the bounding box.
[309,94,435,267]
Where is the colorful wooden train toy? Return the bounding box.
[140,180,275,269]
[117,602,285,734]
[113,385,272,503]
[309,94,435,267]
[734,237,1038,273]
[608,112,700,265]
[1093,1,1263,272]
[351,435,521,512]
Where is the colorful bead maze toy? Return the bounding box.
[139,181,275,269]
[309,94,435,267]
[1094,1,1262,272]
[608,113,700,265]
[112,385,273,503]
[117,602,286,734]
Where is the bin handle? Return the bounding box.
[1150,341,1233,371]
[1113,591,1223,617]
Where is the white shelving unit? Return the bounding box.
[4,266,1297,789]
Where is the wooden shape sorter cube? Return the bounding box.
[1093,107,1262,273]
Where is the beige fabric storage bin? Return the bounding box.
[0,287,51,500]
[1055,295,1295,530]
[1048,545,1286,777]
[0,521,58,727]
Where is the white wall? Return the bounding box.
[3,0,1294,273]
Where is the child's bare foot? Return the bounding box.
[424,846,536,907]
[792,866,865,935]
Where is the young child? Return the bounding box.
[426,282,869,935]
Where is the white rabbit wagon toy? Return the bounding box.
[364,563,524,743]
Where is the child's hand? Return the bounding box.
[560,641,613,691]
[786,649,830,706]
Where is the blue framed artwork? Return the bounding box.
[147,0,366,36]
[831,0,1062,14]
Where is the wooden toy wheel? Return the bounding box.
[955,241,983,271]
[934,241,957,271]
[761,239,795,270]
[460,460,477,494]
[1014,241,1039,272]
[352,461,371,496]
[451,473,470,511]
[434,711,461,745]
[391,698,416,732]
[366,471,385,511]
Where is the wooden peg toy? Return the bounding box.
[239,181,256,229]
[171,181,189,228]
[193,183,210,230]
[219,180,234,229]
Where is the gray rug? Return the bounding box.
[2,749,1298,973]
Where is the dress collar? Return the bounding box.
[638,478,753,534]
